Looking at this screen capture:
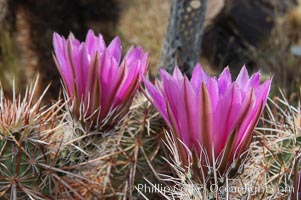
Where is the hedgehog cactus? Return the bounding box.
[3,26,299,200]
[51,30,169,199]
[107,93,166,199]
[0,78,115,199]
[0,79,59,199]
[52,93,166,199]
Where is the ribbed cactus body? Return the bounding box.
[0,79,58,199]
[0,133,53,198]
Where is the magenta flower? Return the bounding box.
[53,30,148,130]
[144,64,271,177]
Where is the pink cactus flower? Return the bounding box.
[53,30,148,130]
[144,64,271,178]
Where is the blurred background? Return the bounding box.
[0,0,300,100]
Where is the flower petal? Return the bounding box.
[236,65,249,89]
[218,67,232,95]
[191,64,209,94]
[197,84,213,160]
[172,66,184,80]
[108,36,122,64]
[143,78,169,125]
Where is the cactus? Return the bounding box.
[0,78,58,199]
[49,93,166,199]
[144,90,301,200]
[150,131,224,200]
[106,93,166,199]
[0,78,102,199]
[237,91,301,199]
